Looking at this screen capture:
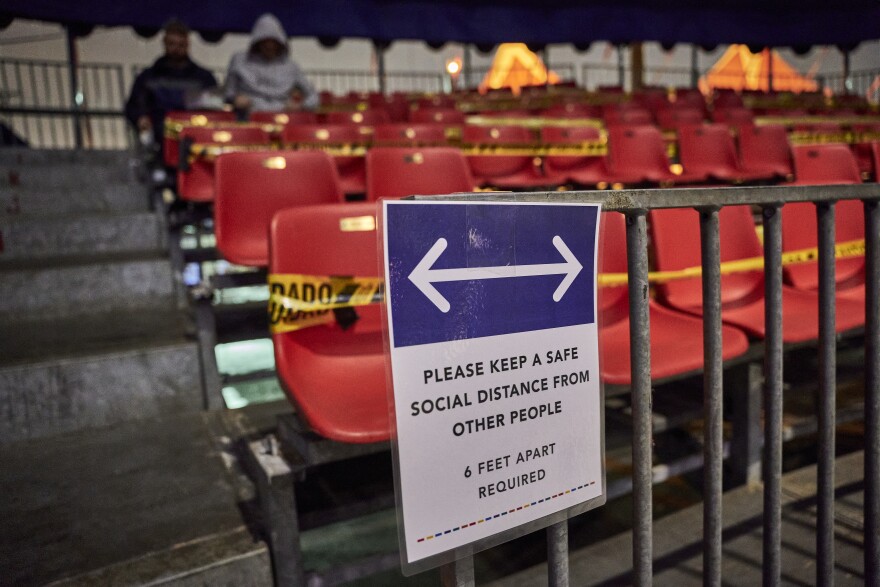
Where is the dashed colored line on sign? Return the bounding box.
[415,481,597,543]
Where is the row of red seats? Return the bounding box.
[266,181,869,444]
[176,118,880,203]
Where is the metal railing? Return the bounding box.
[429,182,880,586]
[1,58,132,149]
[818,69,880,103]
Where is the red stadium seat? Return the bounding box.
[874,142,880,182]
[784,144,866,312]
[738,124,793,181]
[541,103,601,118]
[650,206,863,342]
[249,111,319,125]
[605,125,708,185]
[599,212,749,384]
[603,106,654,127]
[711,107,755,126]
[284,124,369,195]
[325,108,391,126]
[540,126,612,187]
[368,93,410,122]
[163,110,236,168]
[214,151,344,266]
[270,203,389,443]
[851,123,880,177]
[712,90,744,110]
[409,107,466,124]
[655,107,704,131]
[677,123,775,183]
[372,123,449,146]
[176,125,272,203]
[366,147,475,201]
[462,124,551,189]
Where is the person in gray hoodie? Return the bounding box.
[224,13,320,114]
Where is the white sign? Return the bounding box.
[382,200,605,572]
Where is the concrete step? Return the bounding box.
[1,181,148,216]
[0,410,271,586]
[0,147,133,167]
[0,256,178,322]
[0,211,166,263]
[3,162,136,191]
[0,310,202,443]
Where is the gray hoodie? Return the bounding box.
[224,14,319,112]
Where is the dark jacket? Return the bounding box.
[125,56,218,143]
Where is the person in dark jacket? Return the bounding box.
[125,19,218,148]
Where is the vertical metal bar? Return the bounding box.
[617,45,626,89]
[463,44,473,90]
[865,198,880,586]
[816,202,836,587]
[843,51,852,95]
[626,210,652,586]
[440,556,475,587]
[547,520,569,587]
[700,207,723,587]
[691,45,699,89]
[29,63,45,147]
[65,27,83,149]
[375,46,387,95]
[766,48,774,93]
[762,204,783,587]
[728,362,763,487]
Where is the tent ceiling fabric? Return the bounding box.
[3,0,879,46]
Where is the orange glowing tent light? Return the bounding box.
[480,43,560,95]
[699,45,818,93]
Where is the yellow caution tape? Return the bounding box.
[598,238,866,287]
[464,116,605,129]
[268,273,384,334]
[267,239,864,333]
[755,116,880,128]
[788,130,880,146]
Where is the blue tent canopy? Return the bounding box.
[2,0,878,47]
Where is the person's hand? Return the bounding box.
[137,116,152,131]
[233,95,252,110]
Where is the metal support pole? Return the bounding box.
[690,45,699,89]
[548,520,569,587]
[463,44,473,90]
[766,48,774,93]
[247,437,305,587]
[816,202,836,587]
[626,211,652,586]
[440,556,475,587]
[865,198,880,586]
[843,50,853,95]
[762,204,783,587]
[617,45,626,89]
[728,362,763,487]
[376,44,387,95]
[631,42,644,92]
[65,26,84,149]
[699,207,723,587]
[193,296,224,410]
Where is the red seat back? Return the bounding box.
[325,109,391,126]
[215,151,344,266]
[270,202,388,443]
[541,126,604,171]
[738,124,793,178]
[163,110,236,168]
[462,124,536,179]
[372,123,448,146]
[650,206,764,310]
[677,123,739,178]
[176,125,271,203]
[656,107,704,130]
[598,211,629,324]
[284,124,369,194]
[785,144,864,289]
[366,147,475,201]
[409,108,466,124]
[606,125,672,180]
[249,111,318,125]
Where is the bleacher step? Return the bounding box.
[0,211,165,262]
[0,410,271,586]
[0,147,133,168]
[1,181,148,216]
[2,162,135,191]
[0,337,202,444]
[0,256,179,322]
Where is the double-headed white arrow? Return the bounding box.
[408,235,583,313]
